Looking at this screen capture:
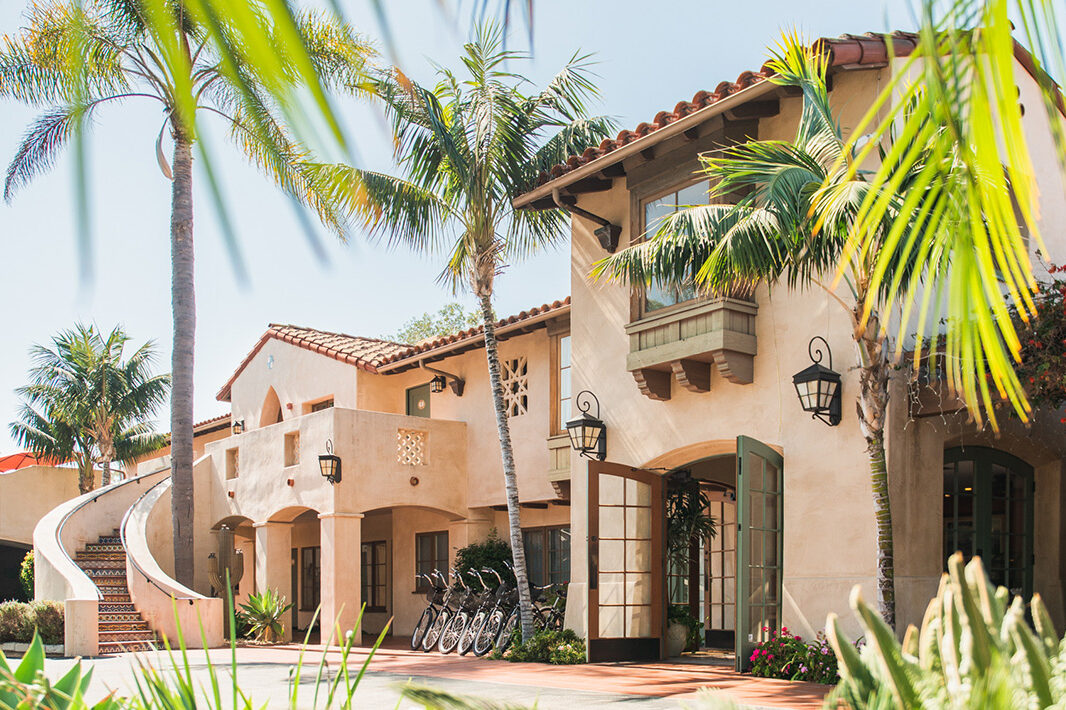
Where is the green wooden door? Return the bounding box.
[943,447,1034,598]
[735,436,783,672]
[406,383,431,418]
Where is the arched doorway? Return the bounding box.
[943,446,1034,597]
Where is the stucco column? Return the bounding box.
[319,512,363,645]
[253,520,293,642]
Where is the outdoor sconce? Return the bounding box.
[792,336,842,426]
[232,419,245,435]
[318,439,342,485]
[565,390,607,461]
[421,362,465,396]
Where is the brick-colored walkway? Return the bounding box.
[256,641,831,709]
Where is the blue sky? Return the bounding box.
[0,0,914,450]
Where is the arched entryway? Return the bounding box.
[0,539,31,602]
[259,387,284,428]
[943,446,1034,597]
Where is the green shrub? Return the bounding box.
[0,600,63,645]
[748,627,839,685]
[493,628,586,664]
[828,552,1066,708]
[18,551,33,600]
[454,529,513,588]
[238,589,293,644]
[668,604,702,652]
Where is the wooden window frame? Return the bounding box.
[522,525,571,587]
[306,396,335,414]
[414,531,449,592]
[361,540,388,613]
[548,323,572,436]
[300,546,321,611]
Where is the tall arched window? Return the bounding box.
[259,387,283,428]
[943,447,1034,597]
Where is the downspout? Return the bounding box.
[419,360,465,396]
[551,188,621,253]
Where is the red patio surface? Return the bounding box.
[251,639,831,709]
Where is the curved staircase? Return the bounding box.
[75,529,158,654]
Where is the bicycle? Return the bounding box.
[458,568,496,655]
[422,568,457,651]
[472,567,514,656]
[410,569,448,651]
[438,569,480,654]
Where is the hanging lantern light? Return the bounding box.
[565,390,607,461]
[318,439,342,484]
[792,336,842,426]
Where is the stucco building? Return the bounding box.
[32,30,1066,666]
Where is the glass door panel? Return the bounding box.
[735,436,783,672]
[588,461,664,661]
[705,494,737,647]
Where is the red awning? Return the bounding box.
[0,452,65,472]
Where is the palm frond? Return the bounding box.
[5,100,103,201]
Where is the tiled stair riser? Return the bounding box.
[75,529,159,655]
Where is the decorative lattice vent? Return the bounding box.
[502,356,529,417]
[397,428,428,466]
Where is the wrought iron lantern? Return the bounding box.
[565,390,607,461]
[232,419,245,435]
[318,439,342,484]
[429,375,447,393]
[792,336,842,426]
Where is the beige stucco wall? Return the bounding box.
[0,465,94,547]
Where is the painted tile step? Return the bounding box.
[99,611,142,622]
[99,621,150,633]
[99,630,157,642]
[98,641,156,655]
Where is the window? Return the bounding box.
[943,447,1034,597]
[406,384,431,418]
[522,526,570,587]
[502,357,529,417]
[641,180,710,314]
[361,541,388,612]
[225,448,239,480]
[300,546,321,611]
[284,431,300,467]
[551,335,572,434]
[415,531,449,590]
[309,397,334,413]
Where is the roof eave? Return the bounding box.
[512,79,780,209]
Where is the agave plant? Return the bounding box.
[238,589,293,645]
[826,552,1066,709]
[0,632,123,710]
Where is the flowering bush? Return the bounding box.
[493,628,586,664]
[1010,265,1066,415]
[748,627,839,685]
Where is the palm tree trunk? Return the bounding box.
[854,307,894,631]
[477,292,536,642]
[170,132,196,586]
[78,460,94,495]
[101,459,111,487]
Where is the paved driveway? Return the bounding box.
[43,644,829,709]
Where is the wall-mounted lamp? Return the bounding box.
[318,439,342,484]
[792,336,842,426]
[420,362,465,396]
[565,390,607,461]
[232,419,245,435]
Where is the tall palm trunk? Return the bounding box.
[477,292,535,641]
[101,459,111,487]
[77,458,94,495]
[170,131,196,586]
[853,305,894,630]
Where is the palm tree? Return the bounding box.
[11,324,170,495]
[594,35,928,630]
[314,24,614,640]
[0,2,371,585]
[837,1,1066,430]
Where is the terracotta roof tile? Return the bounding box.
[215,298,571,400]
[529,32,920,190]
[216,326,410,401]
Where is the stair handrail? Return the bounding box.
[121,476,205,603]
[50,468,172,602]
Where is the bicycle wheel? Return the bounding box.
[422,607,449,651]
[459,611,486,655]
[437,611,468,654]
[473,608,503,656]
[495,608,519,653]
[411,607,436,650]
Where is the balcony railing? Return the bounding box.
[624,297,757,400]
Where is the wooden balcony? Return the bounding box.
[624,297,757,400]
